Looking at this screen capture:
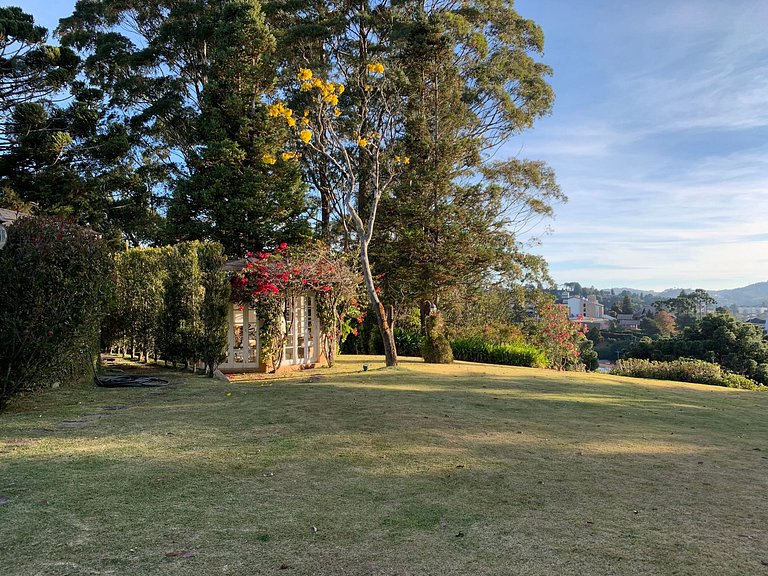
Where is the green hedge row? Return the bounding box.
[103,241,230,376]
[450,337,547,368]
[610,358,760,390]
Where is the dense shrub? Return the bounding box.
[610,358,760,390]
[394,328,423,357]
[0,217,113,409]
[451,337,547,368]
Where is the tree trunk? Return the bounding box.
[359,239,397,367]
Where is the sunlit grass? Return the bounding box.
[1,355,767,575]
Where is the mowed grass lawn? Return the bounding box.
[1,356,767,576]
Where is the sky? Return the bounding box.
[17,0,768,291]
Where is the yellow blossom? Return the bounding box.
[394,155,401,163]
[301,117,310,125]
[357,137,368,147]
[367,62,385,74]
[403,156,410,165]
[287,117,296,127]
[337,84,345,94]
[364,84,371,92]
[281,151,298,161]
[333,107,341,117]
[301,81,313,91]
[297,68,313,81]
[262,153,277,165]
[299,129,313,143]
[266,103,283,117]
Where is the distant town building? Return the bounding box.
[562,294,613,329]
[616,313,641,330]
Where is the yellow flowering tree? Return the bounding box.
[266,63,408,367]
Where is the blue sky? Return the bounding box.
[19,0,768,291]
[513,0,768,290]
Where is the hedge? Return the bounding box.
[102,241,229,376]
[450,337,547,368]
[0,216,113,409]
[610,358,760,390]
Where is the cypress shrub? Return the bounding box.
[422,312,453,364]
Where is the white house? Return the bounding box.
[563,294,613,329]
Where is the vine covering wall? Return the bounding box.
[228,244,360,368]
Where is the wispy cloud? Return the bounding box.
[513,0,768,290]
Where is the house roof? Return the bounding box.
[222,258,247,272]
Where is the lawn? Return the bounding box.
[1,356,767,575]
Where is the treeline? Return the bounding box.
[623,313,768,385]
[0,2,563,361]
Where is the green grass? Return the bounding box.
[1,356,767,575]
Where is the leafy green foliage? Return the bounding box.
[394,328,424,358]
[611,358,759,390]
[371,2,562,316]
[103,242,229,374]
[0,97,166,246]
[421,312,453,364]
[654,289,717,329]
[0,7,78,136]
[0,216,113,409]
[624,313,768,384]
[59,0,310,255]
[450,337,547,368]
[198,243,231,376]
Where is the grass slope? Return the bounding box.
[1,356,767,575]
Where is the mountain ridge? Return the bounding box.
[605,281,768,307]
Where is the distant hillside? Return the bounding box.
[710,282,768,307]
[607,282,768,307]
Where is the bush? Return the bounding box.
[610,358,760,390]
[394,328,423,357]
[451,337,547,368]
[0,216,113,409]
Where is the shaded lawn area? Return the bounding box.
[1,356,767,575]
